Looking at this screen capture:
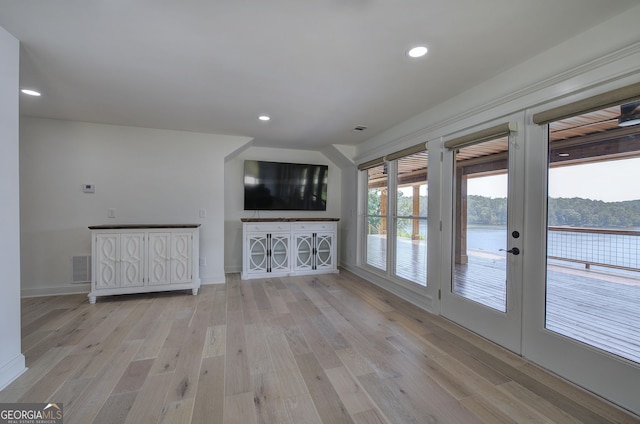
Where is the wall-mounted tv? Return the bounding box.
[244,160,328,211]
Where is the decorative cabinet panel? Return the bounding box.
[95,233,145,289]
[241,219,338,280]
[148,232,193,285]
[94,233,119,290]
[89,225,200,303]
[245,233,290,277]
[294,232,335,272]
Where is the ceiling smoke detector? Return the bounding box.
[352,125,368,132]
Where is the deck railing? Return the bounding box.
[547,226,640,272]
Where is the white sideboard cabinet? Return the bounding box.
[88,224,200,303]
[241,219,339,280]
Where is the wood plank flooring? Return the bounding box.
[369,232,640,363]
[2,271,639,423]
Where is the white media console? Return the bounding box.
[241,218,339,280]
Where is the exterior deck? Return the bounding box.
[366,235,640,364]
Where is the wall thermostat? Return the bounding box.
[82,184,95,193]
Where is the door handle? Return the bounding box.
[500,247,520,255]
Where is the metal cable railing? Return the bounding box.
[548,226,640,271]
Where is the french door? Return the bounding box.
[523,101,640,414]
[440,119,524,354]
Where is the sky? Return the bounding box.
[467,157,640,202]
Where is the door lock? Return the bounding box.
[500,247,520,255]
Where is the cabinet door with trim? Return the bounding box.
[315,232,335,270]
[120,233,145,287]
[95,234,119,289]
[171,232,193,283]
[270,233,290,272]
[246,233,269,274]
[148,232,171,285]
[294,233,314,271]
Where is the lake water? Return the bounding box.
[388,223,640,272]
[465,224,640,271]
[466,225,507,253]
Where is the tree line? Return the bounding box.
[369,191,640,229]
[469,195,640,228]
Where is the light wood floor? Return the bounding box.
[2,271,639,423]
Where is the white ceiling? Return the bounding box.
[1,1,637,150]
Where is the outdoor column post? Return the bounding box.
[380,188,387,235]
[412,185,420,239]
[455,166,468,264]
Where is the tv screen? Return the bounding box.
[244,160,328,211]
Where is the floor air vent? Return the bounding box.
[72,255,91,283]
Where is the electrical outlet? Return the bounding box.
[199,257,206,266]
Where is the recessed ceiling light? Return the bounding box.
[407,46,428,58]
[21,89,41,96]
[558,153,570,157]
[258,115,271,122]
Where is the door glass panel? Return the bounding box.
[316,235,332,267]
[366,164,388,271]
[249,236,268,271]
[546,103,640,363]
[296,235,313,269]
[394,151,428,285]
[453,137,509,312]
[271,236,289,271]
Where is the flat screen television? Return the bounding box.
[244,160,328,211]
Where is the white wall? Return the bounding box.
[0,25,26,390]
[20,118,252,293]
[338,166,358,269]
[224,147,342,273]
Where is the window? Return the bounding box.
[545,102,640,363]
[361,144,429,285]
[451,136,509,311]
[364,164,388,271]
[394,151,428,285]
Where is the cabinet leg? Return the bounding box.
[89,296,97,304]
[192,288,199,296]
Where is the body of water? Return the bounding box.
[386,222,640,273]
[465,224,640,272]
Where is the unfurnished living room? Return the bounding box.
[1,1,640,423]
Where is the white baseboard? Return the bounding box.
[224,265,242,274]
[200,272,227,285]
[341,264,434,313]
[0,353,26,391]
[21,283,91,298]
[200,277,226,285]
[21,277,227,297]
